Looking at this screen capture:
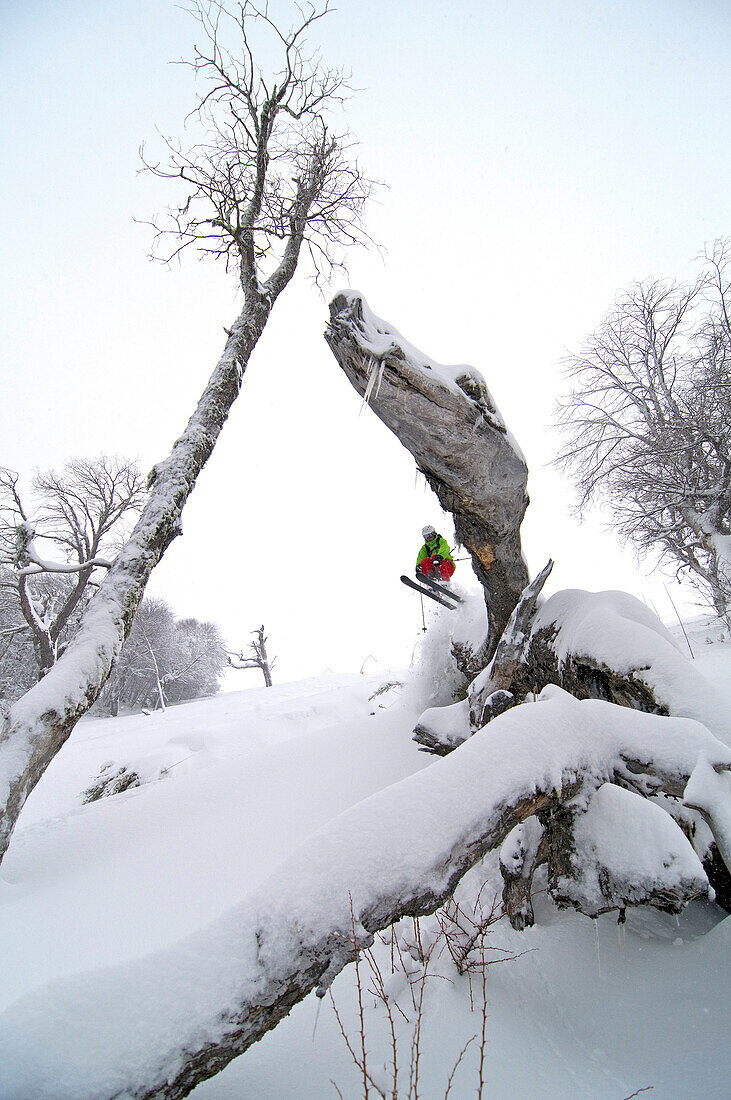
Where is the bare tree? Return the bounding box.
[0,0,373,866]
[554,240,731,625]
[0,458,144,677]
[95,599,228,715]
[229,623,275,686]
[142,0,374,285]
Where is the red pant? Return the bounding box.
[421,558,455,581]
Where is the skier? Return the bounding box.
[415,525,456,583]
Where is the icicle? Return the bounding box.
[594,919,602,979]
[617,921,626,952]
[311,996,322,1041]
[361,356,385,411]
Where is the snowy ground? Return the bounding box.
[1,601,730,1098]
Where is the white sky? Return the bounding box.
[2,0,730,681]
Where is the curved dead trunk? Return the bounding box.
[325,291,530,657]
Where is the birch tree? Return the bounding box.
[0,0,373,866]
[555,240,731,625]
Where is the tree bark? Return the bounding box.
[510,626,672,713]
[467,559,553,728]
[0,295,271,866]
[325,292,530,657]
[499,817,548,931]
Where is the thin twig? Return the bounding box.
[443,1035,476,1100]
[664,584,695,658]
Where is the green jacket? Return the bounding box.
[416,534,454,571]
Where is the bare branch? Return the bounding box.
[141,0,377,294]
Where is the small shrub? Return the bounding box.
[82,762,141,804]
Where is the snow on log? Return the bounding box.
[512,589,731,744]
[1,689,729,1099]
[325,291,530,657]
[684,759,731,875]
[412,697,472,755]
[552,782,709,918]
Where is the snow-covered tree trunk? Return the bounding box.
[0,300,269,866]
[325,292,530,657]
[0,0,375,866]
[1,691,728,1098]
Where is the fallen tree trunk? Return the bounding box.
[1,691,728,1099]
[509,590,731,739]
[325,292,530,657]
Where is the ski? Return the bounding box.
[418,572,464,604]
[400,574,458,609]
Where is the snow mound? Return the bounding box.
[533,589,731,744]
[403,582,487,710]
[559,782,709,916]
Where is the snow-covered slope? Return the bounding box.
[1,623,730,1098]
[0,675,428,1004]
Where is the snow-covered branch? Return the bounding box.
[18,541,113,576]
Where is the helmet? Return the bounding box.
[422,525,436,540]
